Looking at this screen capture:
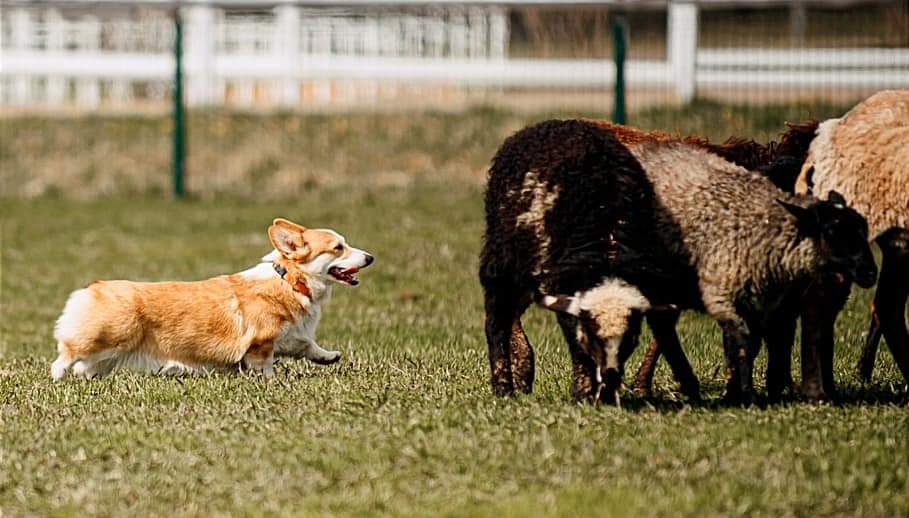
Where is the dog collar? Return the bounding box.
[273,262,312,299]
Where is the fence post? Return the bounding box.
[76,15,102,108]
[45,9,66,105]
[185,1,216,106]
[172,8,185,199]
[668,1,698,103]
[612,17,627,124]
[275,2,301,106]
[488,7,508,60]
[9,8,33,105]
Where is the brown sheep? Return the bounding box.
[596,121,855,402]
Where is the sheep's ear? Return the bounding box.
[539,295,581,316]
[827,190,847,206]
[777,199,819,236]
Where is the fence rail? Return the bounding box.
[1,1,907,108]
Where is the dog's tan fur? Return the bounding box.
[51,218,371,379]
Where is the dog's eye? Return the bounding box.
[334,244,344,252]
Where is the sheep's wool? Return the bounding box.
[797,89,909,239]
[579,279,650,338]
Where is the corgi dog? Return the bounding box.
[50,218,374,380]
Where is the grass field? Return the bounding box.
[1,105,908,516]
[0,100,860,199]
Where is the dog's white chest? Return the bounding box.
[274,299,322,355]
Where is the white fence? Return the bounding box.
[1,1,908,109]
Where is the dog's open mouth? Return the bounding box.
[329,266,360,286]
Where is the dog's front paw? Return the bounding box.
[309,350,341,365]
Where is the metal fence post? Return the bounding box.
[172,8,185,199]
[612,17,627,124]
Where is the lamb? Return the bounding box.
[480,119,878,404]
[794,90,909,385]
[536,278,653,404]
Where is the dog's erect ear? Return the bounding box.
[777,199,819,237]
[538,294,581,316]
[268,218,310,259]
[827,190,847,206]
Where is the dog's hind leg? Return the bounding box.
[243,341,276,378]
[297,339,341,365]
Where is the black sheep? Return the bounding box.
[479,119,691,400]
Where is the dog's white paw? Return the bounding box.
[72,360,90,377]
[50,356,69,381]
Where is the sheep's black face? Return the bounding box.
[813,200,877,289]
[779,192,877,288]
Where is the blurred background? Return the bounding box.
[0,0,907,198]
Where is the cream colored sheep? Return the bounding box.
[796,90,909,384]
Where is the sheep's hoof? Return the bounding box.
[632,385,652,398]
[799,382,831,403]
[571,373,598,403]
[491,380,515,398]
[766,377,797,403]
[679,381,701,401]
[721,390,753,407]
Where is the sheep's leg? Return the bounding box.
[799,314,826,402]
[798,274,849,401]
[632,338,661,398]
[719,317,754,405]
[509,313,535,394]
[634,310,700,400]
[557,313,598,403]
[764,311,797,401]
[874,238,909,384]
[632,309,677,397]
[799,279,828,401]
[858,232,902,382]
[483,281,531,396]
[763,290,801,401]
[857,305,882,382]
[820,277,850,396]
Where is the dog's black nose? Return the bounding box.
[364,254,375,267]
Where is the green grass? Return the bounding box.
[1,183,907,517]
[0,100,861,199]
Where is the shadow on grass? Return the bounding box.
[612,379,908,413]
